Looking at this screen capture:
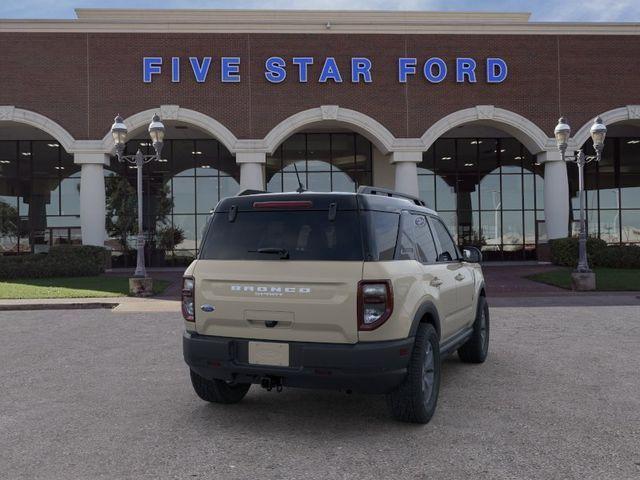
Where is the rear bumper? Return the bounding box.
[183,331,414,394]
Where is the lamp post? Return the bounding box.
[554,116,607,289]
[110,113,165,289]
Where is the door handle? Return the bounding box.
[455,273,465,281]
[430,277,443,287]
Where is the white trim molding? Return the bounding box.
[571,105,640,149]
[263,106,396,155]
[100,105,239,154]
[0,106,76,153]
[3,10,640,35]
[421,105,553,154]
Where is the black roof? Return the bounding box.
[214,190,438,215]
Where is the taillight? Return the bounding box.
[182,277,195,322]
[358,280,393,331]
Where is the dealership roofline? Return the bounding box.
[0,8,639,34]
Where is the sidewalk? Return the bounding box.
[482,264,567,296]
[0,296,180,313]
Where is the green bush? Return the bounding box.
[550,237,640,269]
[592,245,640,269]
[164,253,196,267]
[0,245,109,280]
[550,237,607,267]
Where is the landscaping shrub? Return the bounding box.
[550,237,640,268]
[550,237,607,267]
[0,245,109,280]
[592,245,640,269]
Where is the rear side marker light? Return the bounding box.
[357,280,393,331]
[253,201,313,209]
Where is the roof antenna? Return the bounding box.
[293,162,306,193]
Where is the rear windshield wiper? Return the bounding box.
[249,247,290,259]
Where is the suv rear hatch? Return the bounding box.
[193,194,364,344]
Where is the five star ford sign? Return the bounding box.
[142,56,508,84]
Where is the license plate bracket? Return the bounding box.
[248,341,290,367]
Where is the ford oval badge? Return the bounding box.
[200,304,215,312]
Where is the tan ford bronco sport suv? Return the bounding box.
[182,187,488,423]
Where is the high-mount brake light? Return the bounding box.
[357,280,393,331]
[182,277,195,322]
[252,201,313,209]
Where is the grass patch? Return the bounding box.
[527,268,640,291]
[0,276,171,299]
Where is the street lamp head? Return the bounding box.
[554,116,571,154]
[110,115,128,158]
[590,116,607,156]
[148,113,165,157]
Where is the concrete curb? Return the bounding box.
[0,302,120,311]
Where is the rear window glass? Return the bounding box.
[200,210,364,261]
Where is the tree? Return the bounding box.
[0,201,19,238]
[105,176,137,251]
[105,175,173,251]
[156,225,185,251]
[0,200,19,250]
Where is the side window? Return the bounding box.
[394,212,438,263]
[367,211,400,261]
[430,217,459,262]
[395,212,417,261]
[412,215,438,263]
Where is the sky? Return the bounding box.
[0,0,639,22]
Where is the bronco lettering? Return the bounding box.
[230,285,312,294]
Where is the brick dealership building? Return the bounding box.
[0,9,639,264]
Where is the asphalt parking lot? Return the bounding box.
[1,305,639,480]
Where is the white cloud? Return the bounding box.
[533,0,640,22]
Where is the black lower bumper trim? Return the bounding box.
[183,332,414,394]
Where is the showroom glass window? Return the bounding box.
[107,139,239,265]
[0,140,80,254]
[571,137,640,245]
[266,133,372,192]
[418,138,544,261]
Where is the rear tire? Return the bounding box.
[386,323,441,424]
[458,296,490,364]
[190,369,251,404]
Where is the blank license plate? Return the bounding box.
[248,341,290,367]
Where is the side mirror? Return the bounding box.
[462,246,482,263]
[437,252,452,262]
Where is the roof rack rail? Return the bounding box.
[237,188,267,196]
[357,186,426,207]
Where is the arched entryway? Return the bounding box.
[419,107,552,260]
[419,129,545,260]
[262,106,395,194]
[265,130,374,193]
[0,109,80,254]
[104,118,239,267]
[570,111,640,246]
